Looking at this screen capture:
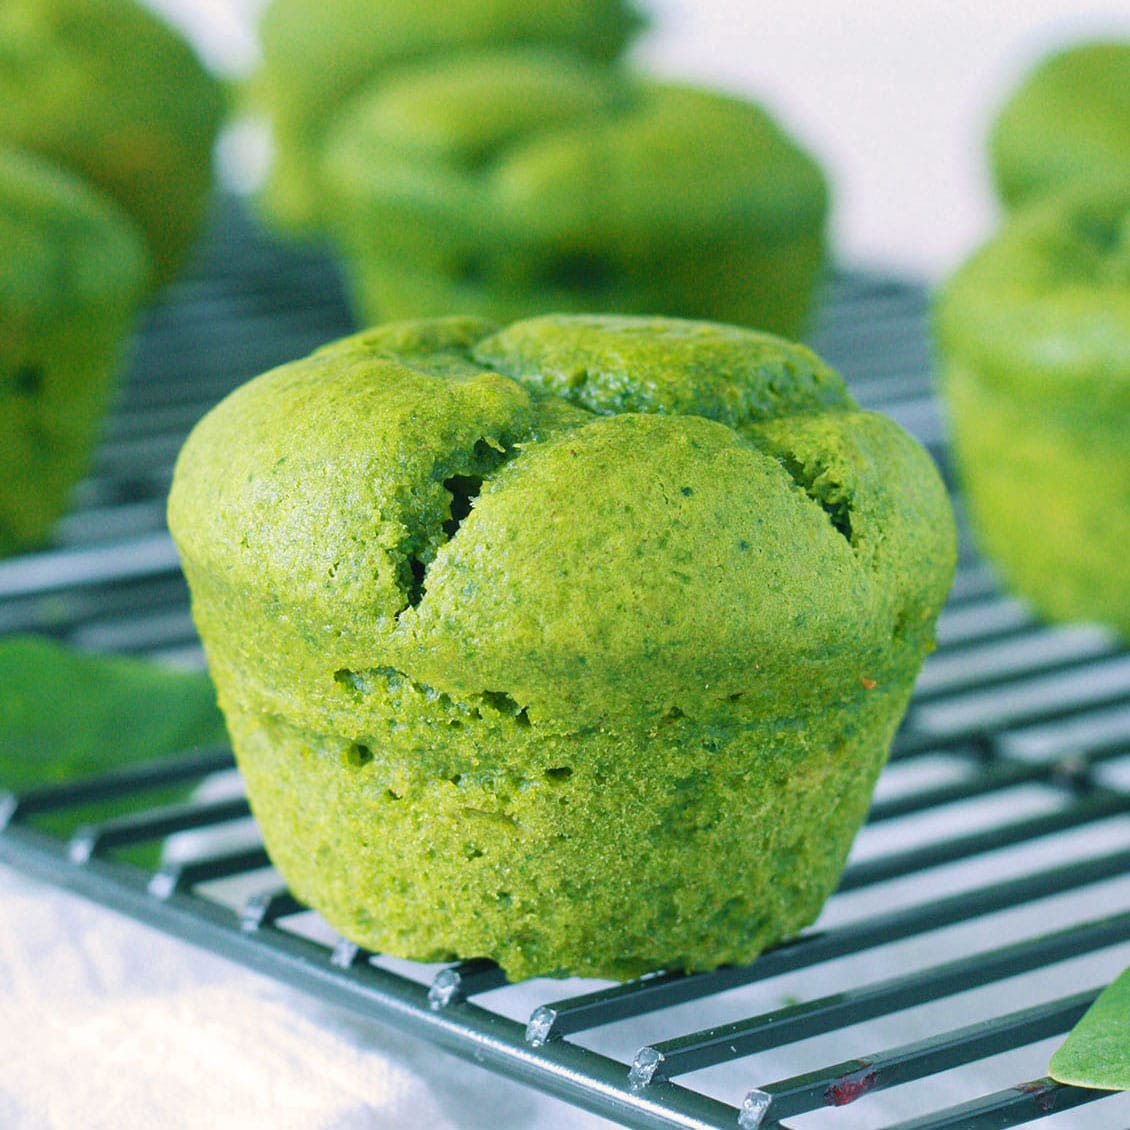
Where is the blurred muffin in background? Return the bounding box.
[247,0,645,233]
[321,48,829,335]
[990,41,1130,210]
[0,146,150,556]
[934,178,1130,638]
[0,0,226,287]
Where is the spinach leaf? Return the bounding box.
[1049,965,1130,1091]
[0,634,226,792]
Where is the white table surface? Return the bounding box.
[5,2,1130,1127]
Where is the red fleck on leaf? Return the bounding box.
[861,677,877,690]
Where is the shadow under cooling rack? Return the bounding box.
[2,198,1129,1130]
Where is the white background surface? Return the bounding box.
[4,2,1130,1128]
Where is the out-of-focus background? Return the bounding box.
[150,0,1130,278]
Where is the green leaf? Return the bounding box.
[0,634,227,791]
[1049,965,1130,1091]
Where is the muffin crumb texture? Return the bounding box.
[170,314,955,980]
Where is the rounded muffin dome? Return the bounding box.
[990,41,1130,209]
[935,180,1130,419]
[170,313,954,979]
[320,49,829,334]
[247,0,645,231]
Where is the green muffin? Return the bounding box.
[935,180,1130,638]
[321,49,829,335]
[168,314,954,980]
[0,146,150,556]
[0,0,225,286]
[248,0,644,232]
[991,41,1130,209]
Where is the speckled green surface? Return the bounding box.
[248,0,644,232]
[990,41,1130,209]
[169,314,954,980]
[0,0,225,285]
[0,146,149,556]
[935,180,1130,638]
[321,50,828,335]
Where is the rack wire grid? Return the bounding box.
[1,198,1129,1130]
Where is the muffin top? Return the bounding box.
[990,41,1130,209]
[935,179,1130,420]
[249,0,644,229]
[170,315,954,728]
[0,0,225,284]
[0,145,150,319]
[322,48,829,244]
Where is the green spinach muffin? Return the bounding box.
[0,0,225,286]
[935,179,1130,638]
[321,49,829,335]
[248,0,644,232]
[1,147,149,556]
[990,41,1130,210]
[168,314,954,980]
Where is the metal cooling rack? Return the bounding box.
[2,198,1129,1130]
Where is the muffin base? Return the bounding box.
[222,679,906,982]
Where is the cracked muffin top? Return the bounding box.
[168,314,955,729]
